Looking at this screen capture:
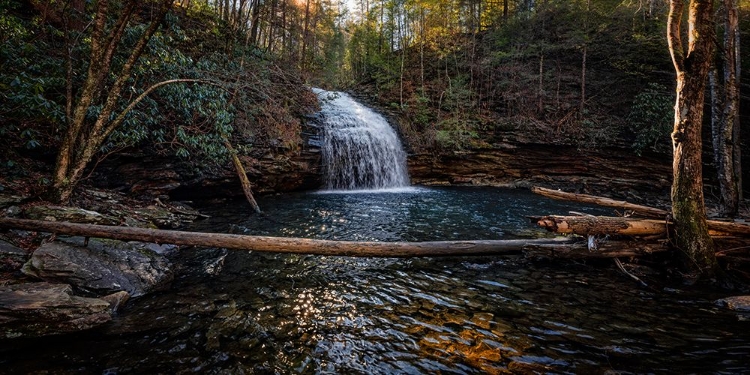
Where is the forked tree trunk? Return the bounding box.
[51,0,173,203]
[667,0,718,277]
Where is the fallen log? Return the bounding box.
[524,240,669,258]
[537,215,667,236]
[531,186,669,218]
[531,187,750,237]
[0,217,574,258]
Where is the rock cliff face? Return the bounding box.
[407,144,672,200]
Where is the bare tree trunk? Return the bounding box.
[709,0,741,217]
[300,0,311,71]
[538,52,544,114]
[223,138,262,213]
[667,0,718,278]
[722,0,741,214]
[0,218,576,258]
[580,0,590,114]
[419,8,425,95]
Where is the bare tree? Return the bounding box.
[666,0,719,277]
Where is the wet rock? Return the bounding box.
[0,239,28,272]
[0,282,111,339]
[716,296,750,312]
[100,291,131,313]
[23,205,119,225]
[21,237,173,297]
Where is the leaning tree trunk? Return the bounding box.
[667,0,719,278]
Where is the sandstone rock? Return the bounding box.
[0,239,28,272]
[22,237,173,298]
[0,282,111,338]
[23,205,120,225]
[407,146,671,200]
[716,296,750,312]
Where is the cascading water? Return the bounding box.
[314,88,410,190]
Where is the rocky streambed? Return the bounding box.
[0,188,203,338]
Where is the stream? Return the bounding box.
[2,187,749,374]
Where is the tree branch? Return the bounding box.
[102,79,221,141]
[667,0,685,73]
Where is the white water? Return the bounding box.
[314,88,410,190]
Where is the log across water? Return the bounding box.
[0,217,661,258]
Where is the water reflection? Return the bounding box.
[1,188,749,374]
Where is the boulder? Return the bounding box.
[0,239,28,272]
[716,296,750,312]
[0,282,111,339]
[21,238,173,298]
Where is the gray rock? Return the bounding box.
[23,205,119,225]
[716,296,750,312]
[0,282,111,339]
[0,239,28,272]
[21,238,173,297]
[0,194,24,210]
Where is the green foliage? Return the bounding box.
[627,83,674,155]
[0,2,65,153]
[434,117,479,150]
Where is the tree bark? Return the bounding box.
[536,215,667,236]
[667,0,718,277]
[719,0,741,215]
[0,218,574,258]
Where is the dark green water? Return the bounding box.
[2,187,749,374]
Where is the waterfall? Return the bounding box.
[314,88,410,190]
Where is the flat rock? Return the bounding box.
[23,205,119,225]
[21,238,173,298]
[716,296,750,312]
[0,194,24,210]
[0,282,111,339]
[0,239,28,272]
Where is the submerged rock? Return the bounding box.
[0,239,28,272]
[0,282,111,339]
[21,237,173,298]
[716,296,750,312]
